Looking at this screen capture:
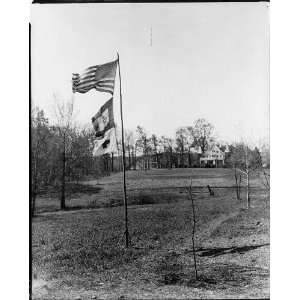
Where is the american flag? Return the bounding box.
[72,60,117,95]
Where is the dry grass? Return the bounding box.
[32,168,269,299]
[35,168,265,214]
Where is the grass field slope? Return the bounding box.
[32,168,269,299]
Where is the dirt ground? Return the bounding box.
[32,168,269,299]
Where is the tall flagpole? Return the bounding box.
[117,52,129,248]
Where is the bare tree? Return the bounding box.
[136,126,151,170]
[185,126,195,167]
[227,144,243,200]
[175,127,188,167]
[161,136,175,169]
[125,129,135,170]
[114,126,123,172]
[234,167,242,200]
[245,145,250,208]
[67,127,94,183]
[53,96,76,210]
[187,179,198,280]
[193,118,215,158]
[254,146,270,190]
[228,142,259,209]
[31,107,51,216]
[132,139,138,170]
[150,134,160,168]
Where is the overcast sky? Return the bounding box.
[31,2,269,145]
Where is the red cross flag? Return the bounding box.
[91,98,114,138]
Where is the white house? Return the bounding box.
[199,144,225,168]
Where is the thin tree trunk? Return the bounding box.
[129,148,131,170]
[32,194,36,217]
[132,149,135,170]
[134,147,137,170]
[246,170,250,209]
[119,150,122,171]
[245,147,250,209]
[263,170,270,190]
[234,167,240,200]
[32,156,38,217]
[180,151,183,168]
[60,140,66,210]
[32,159,38,217]
[238,174,242,199]
[181,145,184,167]
[188,180,198,280]
[32,137,41,217]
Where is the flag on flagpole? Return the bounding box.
[91,98,117,156]
[91,98,114,138]
[72,60,117,95]
[92,128,117,157]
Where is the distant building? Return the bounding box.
[199,144,225,168]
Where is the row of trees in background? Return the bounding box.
[31,102,270,214]
[31,104,109,215]
[123,118,216,170]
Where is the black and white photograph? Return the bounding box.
[30,1,270,299]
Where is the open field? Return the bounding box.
[35,168,267,214]
[32,168,269,299]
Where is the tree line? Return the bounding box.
[31,102,269,215]
[122,118,216,170]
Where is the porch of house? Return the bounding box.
[200,158,225,168]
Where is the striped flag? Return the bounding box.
[72,60,117,95]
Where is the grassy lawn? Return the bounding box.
[32,168,269,299]
[35,168,266,213]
